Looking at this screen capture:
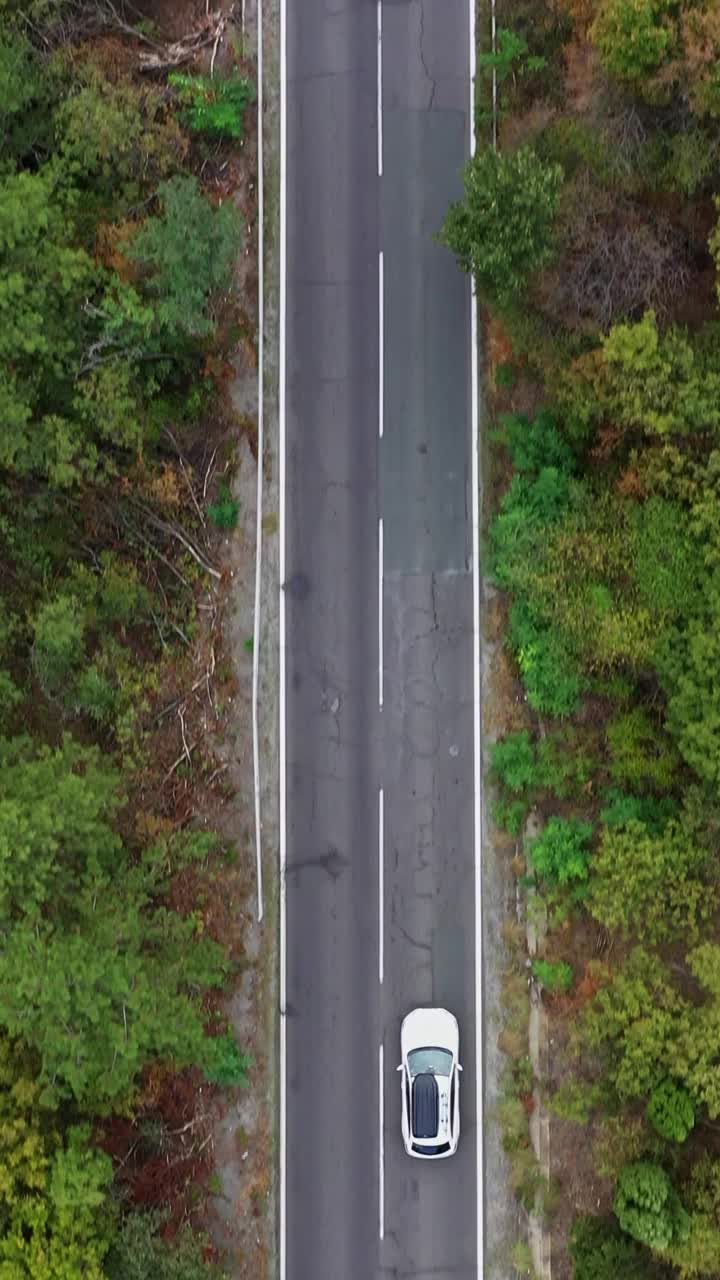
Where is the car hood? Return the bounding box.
[401,1007,459,1059]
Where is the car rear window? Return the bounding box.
[412,1142,451,1156]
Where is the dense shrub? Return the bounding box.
[168,71,255,140]
[532,958,574,991]
[647,1080,695,1143]
[528,816,593,891]
[614,1161,689,1252]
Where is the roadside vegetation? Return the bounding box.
[0,1,256,1274]
[444,2,720,1276]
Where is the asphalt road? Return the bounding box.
[284,1,474,1276]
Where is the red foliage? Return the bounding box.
[97,1065,213,1232]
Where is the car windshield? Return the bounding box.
[407,1047,453,1077]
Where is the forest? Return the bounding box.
[442,0,720,1276]
[0,1,257,1275]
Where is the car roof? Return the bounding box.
[412,1073,439,1139]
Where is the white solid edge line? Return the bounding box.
[279,0,288,1270]
[377,0,383,176]
[378,251,384,439]
[379,1042,385,1240]
[252,0,264,925]
[469,0,483,1276]
[378,517,384,708]
[378,788,384,984]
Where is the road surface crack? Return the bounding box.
[392,913,432,952]
[418,2,437,110]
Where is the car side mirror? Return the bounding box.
[396,1064,403,1072]
[456,1063,463,1072]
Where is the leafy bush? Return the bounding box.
[606,709,679,792]
[549,1079,606,1124]
[495,361,517,388]
[631,498,699,618]
[207,480,240,529]
[536,117,613,183]
[600,790,678,835]
[493,796,530,835]
[532,958,574,992]
[508,601,583,717]
[614,1161,689,1252]
[477,27,547,84]
[647,1079,695,1143]
[202,1032,249,1086]
[73,665,118,725]
[528,817,593,891]
[490,731,536,793]
[498,408,576,476]
[31,595,85,697]
[536,731,594,798]
[440,145,563,307]
[168,72,255,140]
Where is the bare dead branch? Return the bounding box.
[137,12,226,72]
[203,448,218,499]
[178,706,192,765]
[131,501,221,579]
[163,739,199,783]
[163,428,206,528]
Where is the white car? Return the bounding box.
[397,1008,462,1159]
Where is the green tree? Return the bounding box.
[589,819,713,943]
[0,736,122,920]
[659,589,720,789]
[569,1213,667,1280]
[647,1079,695,1143]
[579,949,686,1102]
[0,171,97,485]
[554,311,720,443]
[31,595,86,703]
[53,65,186,194]
[591,0,677,84]
[477,28,547,84]
[0,737,227,1107]
[0,32,56,173]
[129,175,242,337]
[105,1209,223,1280]
[670,944,720,1118]
[668,1156,720,1277]
[614,1162,689,1252]
[0,1094,113,1280]
[440,145,563,307]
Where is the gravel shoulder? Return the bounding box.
[202,0,281,1274]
